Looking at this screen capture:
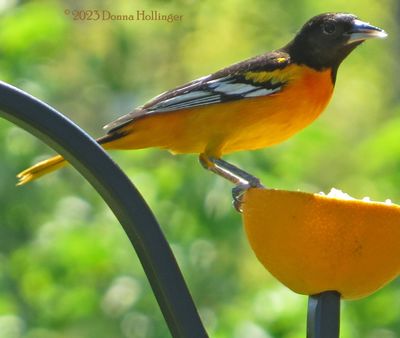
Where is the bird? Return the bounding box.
[17,13,387,209]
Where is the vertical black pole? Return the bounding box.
[307,291,341,338]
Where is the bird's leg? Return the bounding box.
[199,154,264,212]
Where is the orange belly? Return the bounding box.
[108,65,334,157]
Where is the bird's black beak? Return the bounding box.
[346,19,387,44]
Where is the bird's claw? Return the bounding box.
[232,179,264,212]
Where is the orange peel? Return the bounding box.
[242,188,400,300]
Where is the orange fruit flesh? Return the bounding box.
[242,188,400,300]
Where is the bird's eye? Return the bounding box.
[322,22,336,35]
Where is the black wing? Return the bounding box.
[104,51,290,133]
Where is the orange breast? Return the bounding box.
[220,65,334,154]
[108,65,334,156]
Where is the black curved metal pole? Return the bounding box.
[0,81,208,338]
[307,291,341,338]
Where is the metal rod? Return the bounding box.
[0,81,208,338]
[307,291,341,338]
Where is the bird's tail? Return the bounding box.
[17,154,66,186]
[16,133,120,186]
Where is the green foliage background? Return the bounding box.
[0,0,398,337]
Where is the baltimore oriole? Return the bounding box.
[17,13,386,208]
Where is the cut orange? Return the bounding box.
[242,188,400,299]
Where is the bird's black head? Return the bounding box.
[285,13,387,73]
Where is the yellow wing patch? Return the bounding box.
[244,64,301,85]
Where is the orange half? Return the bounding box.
[242,188,400,300]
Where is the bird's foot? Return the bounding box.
[232,178,264,212]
